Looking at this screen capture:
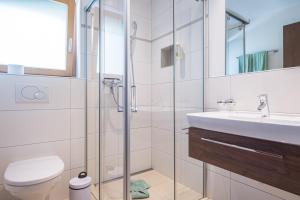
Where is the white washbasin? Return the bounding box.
[187,111,300,145]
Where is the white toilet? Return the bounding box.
[4,156,64,200]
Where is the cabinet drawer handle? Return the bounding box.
[201,137,283,159]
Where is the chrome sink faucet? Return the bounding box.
[257,94,270,117]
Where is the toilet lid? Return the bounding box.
[4,156,64,186]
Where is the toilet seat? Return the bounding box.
[4,156,64,186]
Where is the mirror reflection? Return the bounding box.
[225,0,300,76]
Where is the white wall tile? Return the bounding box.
[87,133,96,159]
[231,172,300,200]
[0,109,70,147]
[176,80,203,108]
[71,78,86,109]
[207,170,230,200]
[179,161,203,194]
[71,109,85,139]
[231,180,281,200]
[205,76,230,110]
[71,138,85,169]
[0,74,70,111]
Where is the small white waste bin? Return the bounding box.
[69,172,92,200]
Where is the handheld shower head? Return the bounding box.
[131,21,138,38]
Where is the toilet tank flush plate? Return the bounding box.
[15,83,49,103]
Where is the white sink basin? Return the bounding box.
[187,111,300,145]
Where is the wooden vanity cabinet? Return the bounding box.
[189,127,300,195]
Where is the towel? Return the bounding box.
[130,180,151,199]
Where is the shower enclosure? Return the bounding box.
[84,0,205,199]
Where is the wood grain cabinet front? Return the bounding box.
[188,127,300,195]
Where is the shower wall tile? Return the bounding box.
[131,14,151,40]
[131,0,151,20]
[151,106,174,131]
[130,106,151,128]
[136,84,151,106]
[133,40,151,63]
[152,0,172,17]
[134,62,151,85]
[131,149,152,173]
[151,83,173,107]
[131,128,151,151]
[152,9,173,40]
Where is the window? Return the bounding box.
[0,0,75,76]
[103,11,124,75]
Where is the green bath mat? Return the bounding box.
[130,179,151,199]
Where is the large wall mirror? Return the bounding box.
[209,0,300,77]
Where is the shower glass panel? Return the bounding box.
[85,0,205,199]
[174,0,204,199]
[85,1,101,199]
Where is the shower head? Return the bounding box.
[131,21,138,38]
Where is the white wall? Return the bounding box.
[0,75,86,200]
[205,0,300,199]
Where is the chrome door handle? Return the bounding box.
[131,85,137,112]
[201,137,283,159]
[117,85,123,112]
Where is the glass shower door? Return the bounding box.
[85,0,205,199]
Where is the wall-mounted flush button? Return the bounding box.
[15,84,49,103]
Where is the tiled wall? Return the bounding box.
[151,0,204,194]
[204,0,300,199]
[0,74,86,200]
